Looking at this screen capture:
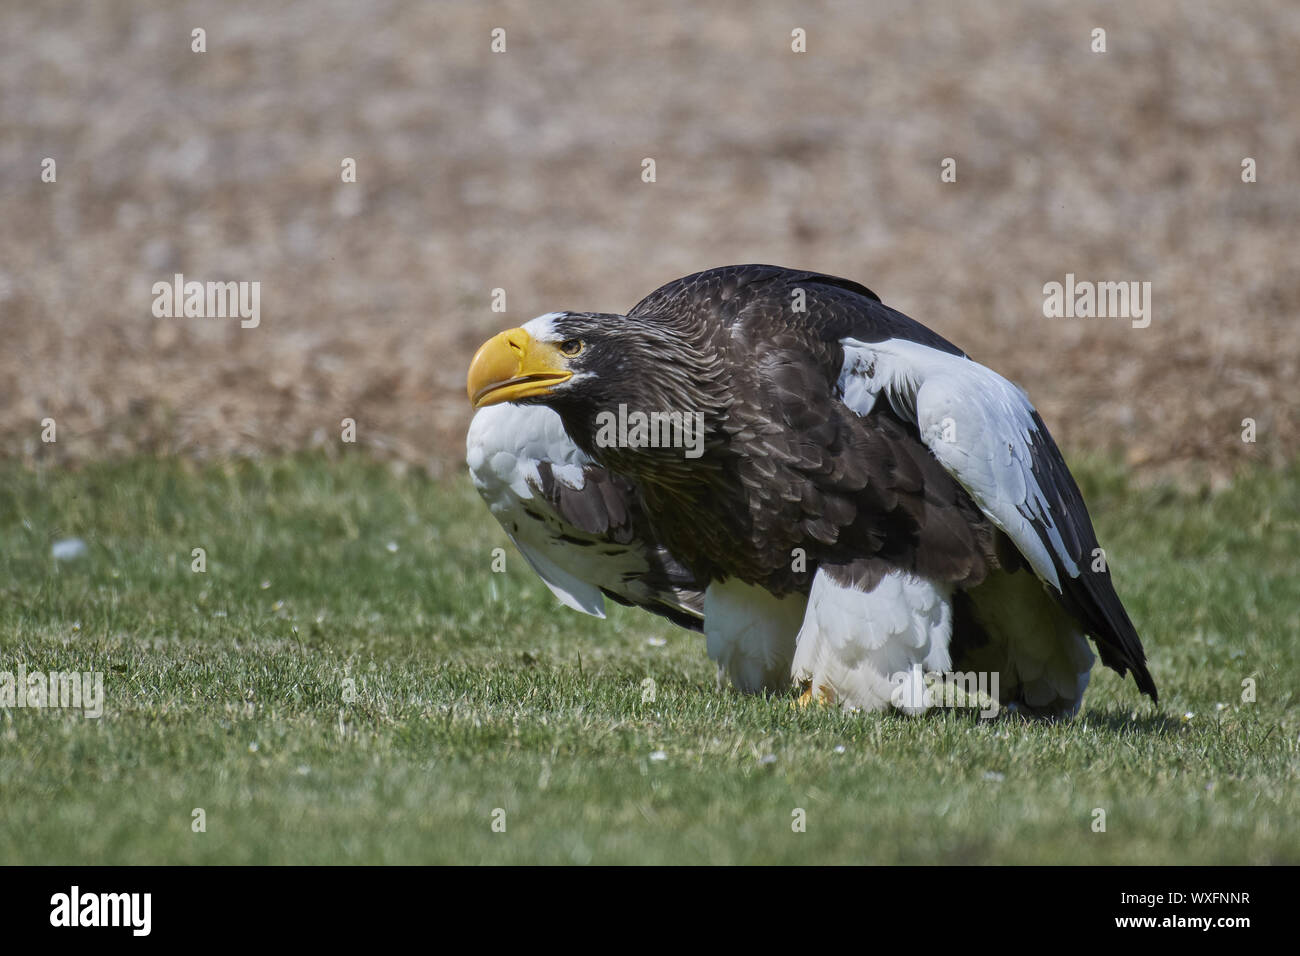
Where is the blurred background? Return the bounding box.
[2,0,1296,482]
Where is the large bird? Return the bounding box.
[466,265,1157,718]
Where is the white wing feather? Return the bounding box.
[838,337,1077,591]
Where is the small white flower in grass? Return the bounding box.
[248,742,259,753]
[570,842,593,865]
[983,771,1005,782]
[71,621,81,632]
[833,745,846,754]
[272,600,285,612]
[386,541,399,553]
[1182,712,1195,722]
[760,754,777,766]
[52,538,88,561]
[260,580,271,590]
[647,637,666,647]
[649,750,667,762]
[1215,702,1228,712]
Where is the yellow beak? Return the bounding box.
[467,327,574,408]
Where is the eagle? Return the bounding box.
[465,265,1157,718]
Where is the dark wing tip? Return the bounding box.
[1021,412,1159,704]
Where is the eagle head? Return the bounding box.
[468,312,606,409]
[467,311,728,467]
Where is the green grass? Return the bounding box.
[0,454,1296,864]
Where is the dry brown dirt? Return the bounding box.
[2,1,1296,484]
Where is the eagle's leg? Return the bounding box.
[793,564,953,713]
[792,680,835,708]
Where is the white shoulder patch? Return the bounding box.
[467,403,593,499]
[838,337,1077,590]
[467,402,707,626]
[466,403,606,617]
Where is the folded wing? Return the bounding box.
[836,335,1156,700]
[467,403,705,631]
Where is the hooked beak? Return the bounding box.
[467,327,574,408]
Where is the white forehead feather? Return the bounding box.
[522,312,567,341]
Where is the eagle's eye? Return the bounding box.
[559,338,583,357]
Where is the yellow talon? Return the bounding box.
[792,682,834,708]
